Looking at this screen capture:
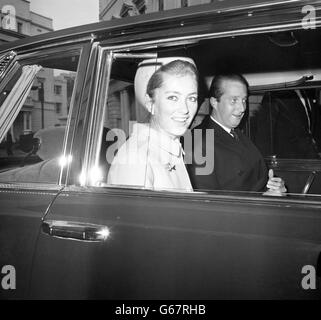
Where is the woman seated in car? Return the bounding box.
[107,57,198,191]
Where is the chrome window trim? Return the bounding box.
[59,42,98,186]
[87,49,113,181]
[61,184,321,208]
[80,46,111,186]
[0,182,64,192]
[61,42,100,186]
[0,51,17,81]
[0,62,21,96]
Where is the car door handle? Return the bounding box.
[41,220,110,242]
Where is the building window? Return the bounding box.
[54,85,62,95]
[25,112,31,131]
[181,0,188,7]
[17,22,23,34]
[133,0,146,14]
[159,0,164,11]
[55,103,62,114]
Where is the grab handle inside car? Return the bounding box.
[41,220,110,242]
[302,171,317,194]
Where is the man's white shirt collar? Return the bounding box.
[210,115,234,136]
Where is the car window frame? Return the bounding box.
[0,41,94,188]
[73,6,321,203]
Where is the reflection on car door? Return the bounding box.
[29,187,321,299]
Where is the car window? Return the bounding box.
[91,28,321,196]
[97,55,201,192]
[0,51,80,184]
[246,87,321,195]
[248,89,321,160]
[99,58,148,185]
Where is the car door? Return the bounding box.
[28,185,321,300]
[27,45,321,299]
[0,41,93,299]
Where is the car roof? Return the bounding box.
[0,0,319,53]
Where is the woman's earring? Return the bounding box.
[150,103,155,115]
[145,94,155,115]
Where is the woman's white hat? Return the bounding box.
[134,57,196,110]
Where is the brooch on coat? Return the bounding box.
[165,163,176,172]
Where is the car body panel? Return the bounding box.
[1,0,320,54]
[28,187,321,299]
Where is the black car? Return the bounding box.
[0,0,321,299]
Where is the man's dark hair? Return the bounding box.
[209,74,249,101]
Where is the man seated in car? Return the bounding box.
[186,73,286,194]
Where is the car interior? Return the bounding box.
[99,28,321,194]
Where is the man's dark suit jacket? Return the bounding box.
[187,116,268,192]
[253,90,320,159]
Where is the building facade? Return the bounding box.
[0,0,53,44]
[99,0,213,20]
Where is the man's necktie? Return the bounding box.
[230,129,239,140]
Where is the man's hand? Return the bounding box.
[264,169,287,195]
